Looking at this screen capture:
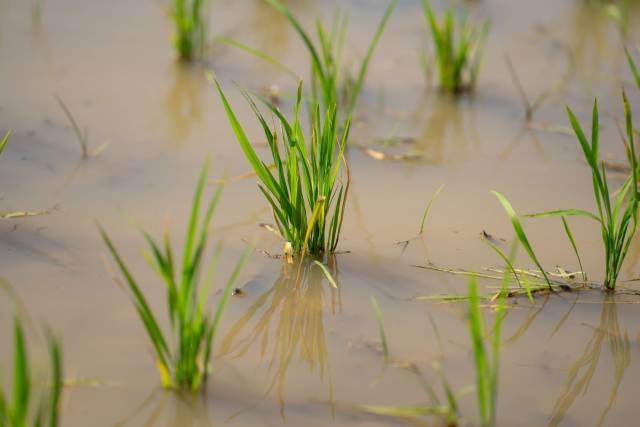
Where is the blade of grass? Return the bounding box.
[54,95,88,160]
[313,260,338,289]
[0,129,11,156]
[625,47,640,89]
[492,191,552,289]
[561,217,586,282]
[419,184,444,235]
[217,36,300,79]
[370,295,389,363]
[346,0,398,115]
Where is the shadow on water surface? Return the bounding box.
[217,258,341,420]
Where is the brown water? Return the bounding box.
[1,0,640,426]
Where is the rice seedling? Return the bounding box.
[468,276,504,427]
[98,162,252,392]
[419,184,444,235]
[492,191,553,289]
[359,277,506,427]
[421,0,491,94]
[170,0,211,61]
[0,316,63,427]
[357,303,459,425]
[528,94,638,291]
[625,47,640,89]
[54,95,108,160]
[223,0,397,121]
[370,296,389,364]
[0,130,10,159]
[31,0,45,22]
[215,80,350,256]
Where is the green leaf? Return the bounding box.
[13,317,30,425]
[492,191,552,288]
[625,47,640,89]
[217,36,300,79]
[370,295,389,363]
[419,184,444,234]
[0,129,11,157]
[561,217,586,282]
[346,0,397,115]
[313,260,338,289]
[526,209,601,223]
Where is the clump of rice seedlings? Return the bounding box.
[421,0,490,94]
[601,0,631,38]
[225,0,397,121]
[171,0,211,61]
[54,95,108,160]
[99,162,252,392]
[625,47,640,89]
[528,94,638,291]
[31,0,45,22]
[0,316,63,427]
[215,80,350,256]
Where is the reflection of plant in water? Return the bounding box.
[165,63,205,143]
[217,259,340,417]
[415,95,478,166]
[113,387,213,427]
[549,295,630,427]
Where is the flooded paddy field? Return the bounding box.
[1,0,640,426]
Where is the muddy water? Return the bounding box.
[1,0,640,426]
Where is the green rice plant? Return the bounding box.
[171,0,211,61]
[225,0,397,122]
[468,276,504,427]
[359,276,506,427]
[215,80,350,256]
[0,130,10,159]
[358,306,459,425]
[421,0,491,94]
[492,191,553,289]
[54,95,108,160]
[0,316,63,427]
[98,162,252,392]
[625,47,640,89]
[419,184,444,235]
[370,296,389,364]
[527,94,638,291]
[31,0,45,22]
